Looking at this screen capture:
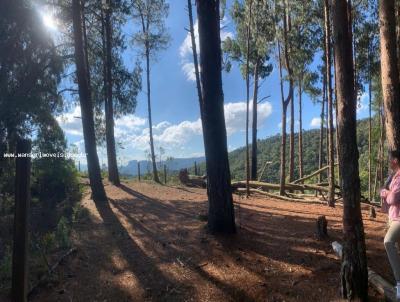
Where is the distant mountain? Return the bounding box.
[119,156,205,176]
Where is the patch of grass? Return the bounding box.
[55,216,71,249]
[0,245,12,287]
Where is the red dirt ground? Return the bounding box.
[29,181,391,301]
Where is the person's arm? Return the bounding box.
[386,176,400,205]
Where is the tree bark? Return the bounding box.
[379,0,400,152]
[332,0,369,299]
[279,0,294,196]
[103,0,120,186]
[368,46,372,202]
[251,61,259,180]
[11,139,31,302]
[146,48,160,183]
[277,39,291,196]
[245,0,253,196]
[318,70,326,184]
[298,78,303,179]
[196,0,236,234]
[324,0,335,207]
[188,0,203,114]
[72,0,107,202]
[289,85,295,182]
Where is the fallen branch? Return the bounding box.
[232,180,305,191]
[235,188,326,204]
[331,242,396,302]
[28,247,77,298]
[291,164,337,184]
[232,180,341,196]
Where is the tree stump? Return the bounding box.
[179,169,190,184]
[316,215,328,239]
[369,206,376,219]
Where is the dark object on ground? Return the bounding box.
[316,215,328,239]
[179,169,206,188]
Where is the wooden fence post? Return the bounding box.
[11,139,31,302]
[138,162,141,182]
[194,161,197,176]
[164,164,167,184]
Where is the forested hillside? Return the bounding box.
[199,118,381,197]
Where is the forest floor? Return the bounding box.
[29,180,391,302]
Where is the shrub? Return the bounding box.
[55,217,71,249]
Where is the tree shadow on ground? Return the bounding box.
[31,183,388,301]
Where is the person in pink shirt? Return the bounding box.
[381,150,400,298]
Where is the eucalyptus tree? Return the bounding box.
[275,0,315,194]
[353,0,379,201]
[332,0,368,298]
[274,0,293,195]
[196,0,236,234]
[324,0,335,206]
[283,0,318,182]
[288,0,320,180]
[223,0,274,184]
[131,0,170,183]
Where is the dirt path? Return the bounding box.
[31,181,390,301]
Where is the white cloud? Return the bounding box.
[179,18,233,81]
[224,100,273,135]
[182,62,197,82]
[117,100,272,152]
[58,99,273,159]
[310,117,322,128]
[56,106,83,136]
[115,114,146,130]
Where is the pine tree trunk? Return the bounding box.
[318,71,326,184]
[333,45,341,185]
[324,0,335,207]
[196,0,236,234]
[146,48,160,183]
[287,5,295,184]
[188,0,203,113]
[298,79,303,179]
[368,47,372,202]
[332,0,369,299]
[72,0,106,203]
[289,88,295,182]
[279,0,294,196]
[245,0,253,196]
[104,0,120,186]
[251,61,259,181]
[277,39,291,196]
[379,0,400,152]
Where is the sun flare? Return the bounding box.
[42,12,57,30]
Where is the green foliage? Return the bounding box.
[56,216,71,249]
[0,245,12,285]
[223,0,274,78]
[0,1,64,145]
[131,0,171,59]
[199,118,383,199]
[31,120,82,211]
[41,232,56,253]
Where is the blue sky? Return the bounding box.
[54,1,370,166]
